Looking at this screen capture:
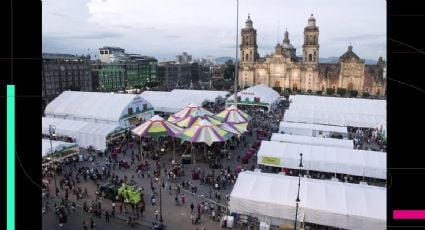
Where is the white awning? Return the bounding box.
[271,133,353,149]
[42,139,78,157]
[42,117,119,151]
[257,141,386,179]
[230,171,386,230]
[279,121,348,136]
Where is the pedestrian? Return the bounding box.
[82,220,88,230]
[226,193,229,201]
[191,213,195,224]
[181,194,186,205]
[151,196,156,206]
[190,202,194,213]
[155,209,159,221]
[90,218,95,229]
[105,211,110,223]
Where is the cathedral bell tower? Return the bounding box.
[303,14,319,65]
[240,14,258,64]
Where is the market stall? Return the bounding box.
[270,133,353,149]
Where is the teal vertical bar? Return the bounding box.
[7,85,15,230]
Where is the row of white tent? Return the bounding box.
[42,139,78,157]
[279,121,348,138]
[141,89,229,113]
[284,109,385,128]
[229,171,386,230]
[285,95,386,129]
[288,95,386,116]
[227,84,280,109]
[271,133,354,149]
[42,117,120,151]
[257,141,386,179]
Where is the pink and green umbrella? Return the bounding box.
[179,119,233,146]
[168,103,214,123]
[174,110,222,128]
[219,122,248,135]
[132,115,183,138]
[215,105,251,124]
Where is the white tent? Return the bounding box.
[45,91,153,127]
[279,121,348,137]
[257,141,386,179]
[229,171,386,230]
[284,109,386,128]
[289,95,386,116]
[271,133,353,149]
[141,89,229,113]
[227,84,280,108]
[42,139,78,157]
[42,117,119,151]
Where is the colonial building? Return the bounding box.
[239,14,386,96]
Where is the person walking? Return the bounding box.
[82,220,88,230]
[190,202,194,213]
[90,218,95,229]
[105,211,110,223]
[155,209,159,221]
[181,194,186,205]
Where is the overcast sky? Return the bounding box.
[42,0,386,61]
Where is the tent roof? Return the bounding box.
[42,117,119,151]
[44,91,141,122]
[280,121,348,134]
[257,141,386,179]
[42,139,78,157]
[230,171,386,230]
[271,133,353,149]
[141,90,229,113]
[227,84,280,105]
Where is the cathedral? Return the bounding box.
[239,14,386,96]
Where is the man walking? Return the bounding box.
[105,211,110,223]
[155,209,159,221]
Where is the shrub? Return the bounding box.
[350,90,358,97]
[326,88,335,95]
[337,88,347,96]
[316,90,322,95]
[307,89,312,94]
[362,92,370,98]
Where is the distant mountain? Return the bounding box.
[215,56,237,64]
[319,56,378,65]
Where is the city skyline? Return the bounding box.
[42,0,386,61]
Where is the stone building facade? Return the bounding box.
[239,15,386,96]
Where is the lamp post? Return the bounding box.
[294,153,303,230]
[49,124,58,194]
[158,148,165,224]
[234,0,239,107]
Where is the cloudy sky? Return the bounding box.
[42,0,386,61]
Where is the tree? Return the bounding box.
[326,88,335,95]
[316,90,322,95]
[224,60,235,80]
[362,92,370,98]
[349,90,358,97]
[307,89,312,94]
[272,87,282,93]
[337,88,347,96]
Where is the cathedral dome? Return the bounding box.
[340,45,360,61]
[307,14,316,27]
[245,14,253,29]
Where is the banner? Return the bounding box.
[261,156,280,166]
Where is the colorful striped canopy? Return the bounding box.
[215,105,251,124]
[219,122,248,135]
[132,115,183,138]
[174,110,222,128]
[179,119,233,146]
[168,103,214,123]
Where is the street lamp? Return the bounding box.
[294,153,303,230]
[155,158,164,225]
[49,124,58,194]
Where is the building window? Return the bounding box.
[309,54,312,61]
[245,54,249,62]
[332,85,336,90]
[365,87,369,92]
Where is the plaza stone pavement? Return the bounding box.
[43,129,263,230]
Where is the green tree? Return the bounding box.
[349,90,358,97]
[337,88,347,96]
[326,88,335,95]
[316,90,322,95]
[307,89,312,94]
[362,92,370,98]
[224,59,235,80]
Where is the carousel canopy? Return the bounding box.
[219,122,248,135]
[179,119,233,146]
[132,115,183,138]
[174,110,222,128]
[168,103,214,123]
[230,171,386,230]
[215,105,250,124]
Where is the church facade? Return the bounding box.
[239,14,386,96]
